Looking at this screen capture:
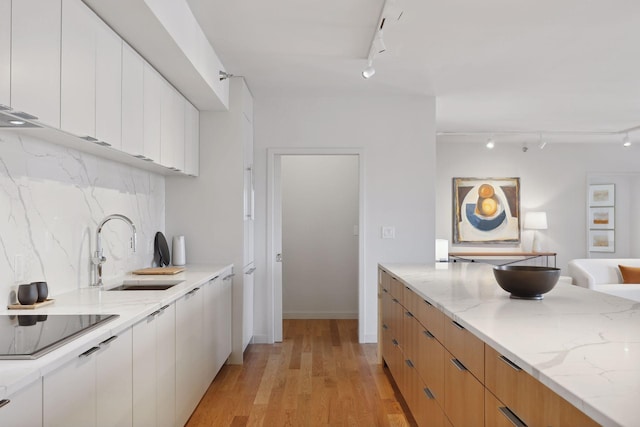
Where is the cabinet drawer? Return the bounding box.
[414,297,444,341]
[402,284,418,315]
[485,345,543,426]
[390,276,405,305]
[443,316,484,382]
[379,268,391,293]
[416,324,445,405]
[485,389,526,427]
[402,356,446,427]
[444,350,484,427]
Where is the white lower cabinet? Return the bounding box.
[175,286,204,426]
[43,330,132,427]
[0,379,43,427]
[132,304,175,427]
[212,273,233,377]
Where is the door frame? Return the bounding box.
[267,148,366,342]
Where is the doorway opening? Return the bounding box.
[267,149,365,343]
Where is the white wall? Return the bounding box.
[436,142,640,271]
[281,155,359,319]
[0,131,164,303]
[253,94,436,343]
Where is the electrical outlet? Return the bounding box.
[381,226,395,239]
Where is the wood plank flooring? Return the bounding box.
[186,319,415,426]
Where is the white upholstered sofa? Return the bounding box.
[568,258,640,302]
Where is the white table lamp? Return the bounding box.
[525,212,548,252]
[435,239,449,262]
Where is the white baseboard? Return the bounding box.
[251,334,271,344]
[283,311,358,319]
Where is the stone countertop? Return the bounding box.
[0,264,232,400]
[380,262,640,427]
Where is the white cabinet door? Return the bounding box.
[11,0,62,128]
[95,15,122,149]
[43,347,97,427]
[202,277,219,385]
[0,379,43,427]
[184,101,200,176]
[156,304,176,427]
[132,313,158,427]
[242,266,254,351]
[143,63,162,163]
[215,272,233,373]
[121,43,144,157]
[96,330,133,427]
[61,0,96,138]
[175,286,204,426]
[0,0,10,109]
[161,82,185,171]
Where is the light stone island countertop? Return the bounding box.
[0,264,232,401]
[380,262,640,427]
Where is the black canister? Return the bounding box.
[17,283,38,305]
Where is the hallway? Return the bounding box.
[187,319,414,426]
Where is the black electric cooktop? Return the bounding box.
[0,314,118,360]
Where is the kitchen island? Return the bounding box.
[379,262,639,427]
[0,264,232,426]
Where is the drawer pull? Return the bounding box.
[0,399,10,409]
[423,299,432,306]
[452,320,465,330]
[392,298,399,303]
[450,358,467,371]
[80,346,101,358]
[499,355,523,372]
[405,359,414,368]
[160,304,170,311]
[405,311,414,318]
[223,273,235,280]
[422,329,435,339]
[149,309,162,317]
[100,335,118,346]
[423,387,435,400]
[382,324,389,330]
[392,339,399,346]
[498,406,528,427]
[383,288,389,293]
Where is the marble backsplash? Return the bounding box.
[0,131,165,303]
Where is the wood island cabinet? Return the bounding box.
[378,267,598,427]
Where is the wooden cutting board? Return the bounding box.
[132,267,185,275]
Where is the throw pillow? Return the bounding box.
[618,265,640,284]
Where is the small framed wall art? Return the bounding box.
[587,183,615,253]
[588,207,615,229]
[588,184,615,207]
[589,230,615,252]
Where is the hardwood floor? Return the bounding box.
[187,319,415,426]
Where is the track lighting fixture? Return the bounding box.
[362,61,376,79]
[374,31,386,54]
[623,133,632,147]
[219,70,234,81]
[538,133,547,149]
[486,138,495,149]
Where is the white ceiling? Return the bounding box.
[186,0,640,145]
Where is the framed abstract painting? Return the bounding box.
[452,177,521,244]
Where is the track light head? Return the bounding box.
[486,138,495,149]
[362,61,375,79]
[374,31,386,54]
[623,133,632,147]
[219,70,234,81]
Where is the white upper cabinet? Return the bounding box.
[61,0,96,139]
[95,15,122,149]
[143,63,162,163]
[161,81,185,171]
[0,0,10,109]
[121,43,144,157]
[11,0,61,128]
[184,101,199,176]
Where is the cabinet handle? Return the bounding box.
[405,311,414,318]
[405,359,414,368]
[149,309,162,317]
[452,320,465,330]
[392,298,399,304]
[382,288,388,293]
[0,399,10,409]
[160,304,170,311]
[423,387,435,400]
[498,406,528,427]
[392,339,399,346]
[80,346,101,358]
[188,287,201,295]
[422,329,435,339]
[223,273,235,280]
[423,299,432,306]
[100,335,118,346]
[245,267,256,275]
[382,324,388,330]
[450,358,467,371]
[499,355,523,372]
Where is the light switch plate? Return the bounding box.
[381,226,395,239]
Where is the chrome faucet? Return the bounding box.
[92,214,137,287]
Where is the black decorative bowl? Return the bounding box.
[493,266,561,300]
